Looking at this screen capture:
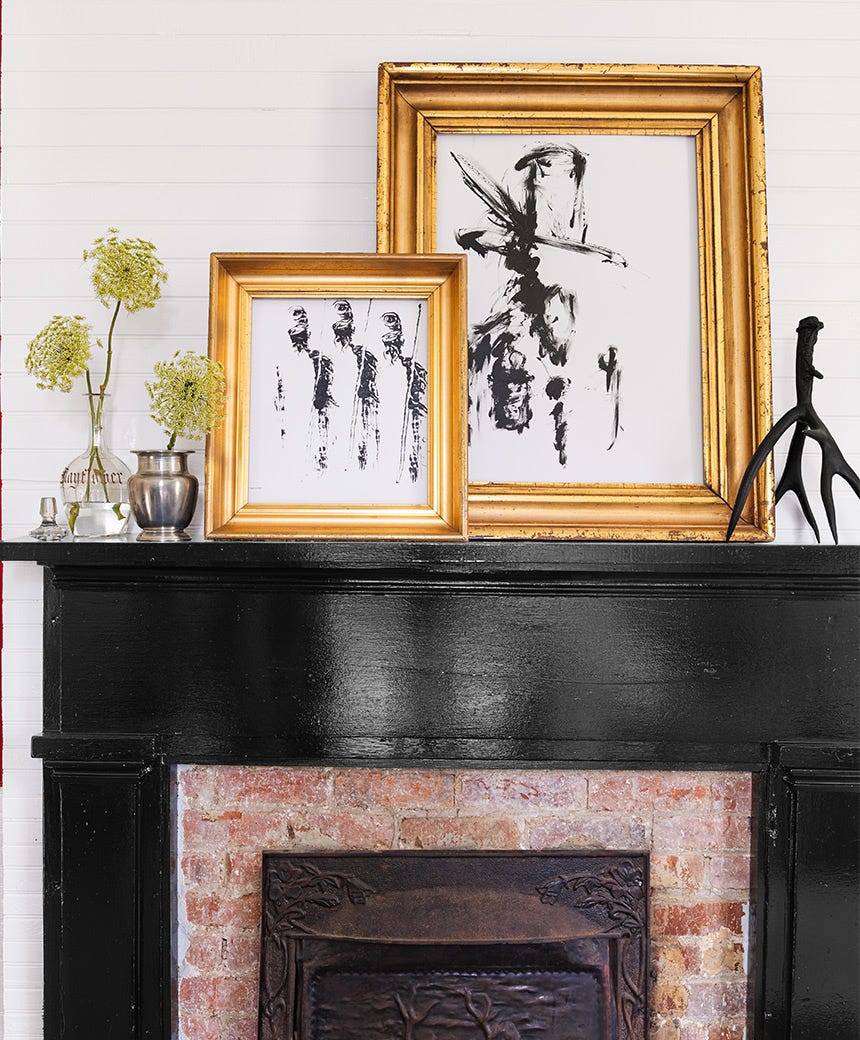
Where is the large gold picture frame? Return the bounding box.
[378,63,773,540]
[205,253,468,539]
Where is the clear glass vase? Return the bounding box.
[60,393,131,537]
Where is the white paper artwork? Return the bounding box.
[248,297,429,505]
[436,133,704,484]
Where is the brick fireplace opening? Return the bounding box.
[176,767,754,1040]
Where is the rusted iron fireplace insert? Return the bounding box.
[258,851,648,1040]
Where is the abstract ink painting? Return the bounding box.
[205,253,467,540]
[249,297,429,505]
[436,133,703,485]
[377,64,774,539]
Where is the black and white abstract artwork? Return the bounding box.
[248,297,428,504]
[436,133,704,484]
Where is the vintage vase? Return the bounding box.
[60,393,131,537]
[128,450,198,541]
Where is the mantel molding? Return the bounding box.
[3,537,858,577]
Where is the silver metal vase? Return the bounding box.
[128,450,198,542]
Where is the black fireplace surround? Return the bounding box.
[1,539,858,1040]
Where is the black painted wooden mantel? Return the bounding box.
[1,539,858,1040]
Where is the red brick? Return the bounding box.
[708,854,752,893]
[225,934,261,976]
[652,902,745,937]
[224,852,263,894]
[587,772,636,811]
[183,810,285,850]
[184,931,223,972]
[179,977,218,1011]
[650,1021,681,1040]
[182,852,224,890]
[652,944,687,983]
[179,766,217,804]
[335,769,454,810]
[528,815,647,851]
[216,978,257,1013]
[708,1025,747,1040]
[701,933,745,975]
[651,983,689,1015]
[711,774,753,813]
[179,1011,219,1040]
[685,978,748,1018]
[651,853,706,892]
[186,893,260,929]
[680,938,703,974]
[179,976,256,1014]
[679,1027,708,1040]
[219,1015,259,1040]
[459,770,586,812]
[652,814,750,853]
[399,815,520,850]
[638,773,710,811]
[290,812,395,850]
[215,767,330,808]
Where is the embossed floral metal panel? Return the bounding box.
[258,851,648,1040]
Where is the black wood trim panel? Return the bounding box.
[41,745,168,1040]
[758,744,860,1039]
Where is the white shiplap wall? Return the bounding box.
[2,1,859,1036]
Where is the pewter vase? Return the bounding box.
[128,450,198,542]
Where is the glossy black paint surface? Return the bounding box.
[1,540,857,1040]
[759,745,860,1039]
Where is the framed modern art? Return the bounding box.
[205,253,468,539]
[378,63,774,540]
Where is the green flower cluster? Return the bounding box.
[83,228,167,313]
[146,350,227,450]
[25,315,94,392]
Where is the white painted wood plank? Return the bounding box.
[767,150,860,189]
[4,146,378,186]
[1,220,376,260]
[2,107,379,149]
[1,182,376,221]
[766,114,860,152]
[5,0,858,43]
[7,30,860,74]
[767,187,860,228]
[769,226,860,264]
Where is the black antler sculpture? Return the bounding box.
[727,316,860,543]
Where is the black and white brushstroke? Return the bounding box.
[598,346,622,450]
[247,297,428,506]
[436,133,705,484]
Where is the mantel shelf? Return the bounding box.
[2,536,858,580]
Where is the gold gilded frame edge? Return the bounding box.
[205,253,468,540]
[377,62,773,541]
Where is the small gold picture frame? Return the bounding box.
[205,253,468,539]
[378,63,774,541]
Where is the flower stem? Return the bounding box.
[167,431,178,451]
[82,297,121,502]
[83,391,112,505]
[101,298,122,395]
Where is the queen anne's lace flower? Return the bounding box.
[83,228,167,313]
[146,350,227,449]
[25,315,94,392]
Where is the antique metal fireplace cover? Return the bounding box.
[258,851,648,1040]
